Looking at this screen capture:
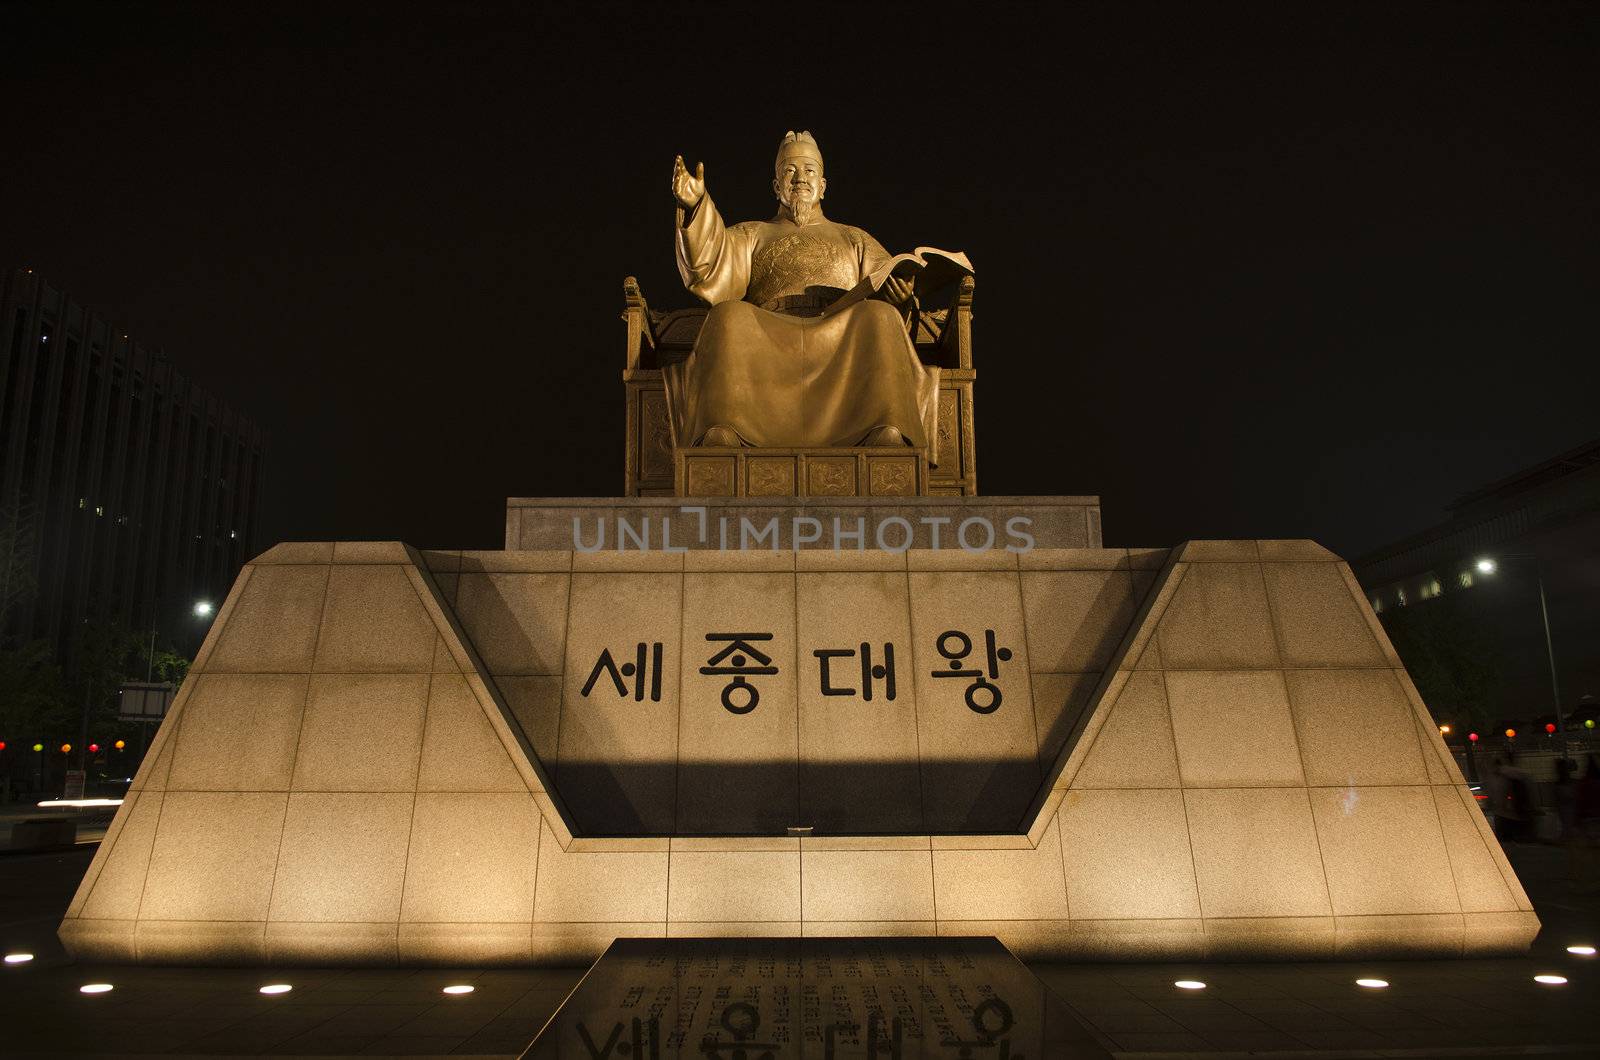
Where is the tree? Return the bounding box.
[0,639,70,739]
[1380,594,1505,730]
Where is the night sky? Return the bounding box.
[3,1,1596,556]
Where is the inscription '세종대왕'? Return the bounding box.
[579,628,1015,715]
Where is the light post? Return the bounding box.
[1476,554,1566,748]
[123,598,213,766]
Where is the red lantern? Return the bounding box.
[1505,728,1517,739]
[89,743,100,753]
[1546,723,1556,734]
[0,741,6,751]
[1468,732,1479,743]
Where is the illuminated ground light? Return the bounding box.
[1355,978,1389,988]
[259,984,293,995]
[79,983,114,994]
[1173,980,1206,990]
[1534,974,1569,985]
[4,953,34,964]
[1567,945,1596,956]
[442,984,475,995]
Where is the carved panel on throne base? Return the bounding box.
[677,446,927,499]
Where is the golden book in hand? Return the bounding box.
[823,246,974,317]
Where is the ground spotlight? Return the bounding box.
[1355,978,1389,988]
[1534,974,1568,985]
[443,984,475,995]
[259,984,293,995]
[1173,979,1206,990]
[79,983,114,994]
[4,953,34,964]
[1566,945,1596,956]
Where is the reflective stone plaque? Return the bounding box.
[521,936,1109,1058]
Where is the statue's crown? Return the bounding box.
[776,130,822,168]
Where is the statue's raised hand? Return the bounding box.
[672,155,706,210]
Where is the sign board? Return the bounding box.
[119,681,176,721]
[63,769,86,800]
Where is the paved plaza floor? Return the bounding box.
[0,838,1596,1057]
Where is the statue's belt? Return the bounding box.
[759,292,839,316]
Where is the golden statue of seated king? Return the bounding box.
[666,131,949,452]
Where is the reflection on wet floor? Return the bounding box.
[521,937,1111,1058]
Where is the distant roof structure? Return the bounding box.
[1355,436,1600,586]
[1447,437,1600,516]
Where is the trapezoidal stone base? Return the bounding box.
[59,536,1537,965]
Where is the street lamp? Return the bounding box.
[1475,553,1566,747]
[194,600,214,618]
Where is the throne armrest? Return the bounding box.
[915,274,974,370]
[946,275,974,369]
[622,275,655,370]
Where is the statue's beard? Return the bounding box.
[783,188,818,224]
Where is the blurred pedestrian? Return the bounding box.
[1555,757,1578,840]
[1574,755,1600,891]
[1492,754,1532,843]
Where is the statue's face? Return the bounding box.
[773,151,825,213]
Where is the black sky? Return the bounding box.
[2,1,1596,555]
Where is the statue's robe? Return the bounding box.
[664,194,940,453]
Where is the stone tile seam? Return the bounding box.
[1390,661,1527,907]
[129,720,188,931]
[1410,744,1469,919]
[86,910,1525,926]
[550,568,579,840]
[793,564,804,854]
[389,671,434,930]
[1054,781,1478,792]
[899,565,931,832]
[1256,561,1337,917]
[670,570,686,835]
[152,787,552,795]
[1037,551,1174,795]
[1007,566,1050,830]
[418,564,571,828]
[206,659,1451,679]
[76,787,153,920]
[257,565,338,931]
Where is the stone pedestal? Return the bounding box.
[58,526,1538,966]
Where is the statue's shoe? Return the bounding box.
[699,426,742,447]
[861,426,905,447]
